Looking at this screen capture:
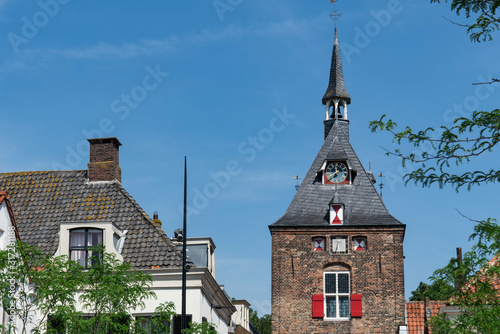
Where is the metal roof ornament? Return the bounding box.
[330,0,342,27]
[323,0,351,121]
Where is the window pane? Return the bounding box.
[186,244,208,267]
[113,233,120,250]
[331,237,347,253]
[88,229,102,247]
[325,297,336,318]
[337,239,346,252]
[138,318,150,329]
[325,273,336,293]
[339,296,349,318]
[338,273,349,293]
[88,250,101,267]
[70,230,85,247]
[70,250,86,267]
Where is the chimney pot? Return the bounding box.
[152,211,162,229]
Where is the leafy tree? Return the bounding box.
[430,0,500,42]
[369,110,500,191]
[370,0,500,332]
[1,242,220,334]
[409,280,456,301]
[249,307,271,334]
[134,302,176,334]
[427,218,500,333]
[0,242,81,334]
[76,244,156,334]
[370,0,499,191]
[182,321,218,334]
[0,242,160,334]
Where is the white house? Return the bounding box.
[0,137,248,334]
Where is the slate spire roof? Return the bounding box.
[322,27,351,105]
[0,170,183,269]
[271,121,402,227]
[271,18,401,228]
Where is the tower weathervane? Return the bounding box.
[329,0,342,26]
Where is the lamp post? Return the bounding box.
[181,157,188,331]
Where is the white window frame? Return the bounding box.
[69,228,103,268]
[324,271,350,320]
[330,236,349,255]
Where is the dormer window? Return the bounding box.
[70,228,103,268]
[57,222,126,263]
[329,204,344,224]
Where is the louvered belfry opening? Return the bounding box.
[87,137,122,183]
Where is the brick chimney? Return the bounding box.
[87,137,122,183]
[152,211,162,229]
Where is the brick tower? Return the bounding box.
[268,13,406,334]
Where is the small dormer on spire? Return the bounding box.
[322,23,351,121]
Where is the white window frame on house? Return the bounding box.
[69,228,103,268]
[55,221,126,262]
[324,271,350,320]
[330,236,348,254]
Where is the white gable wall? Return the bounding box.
[0,201,15,250]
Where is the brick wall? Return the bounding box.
[270,226,405,334]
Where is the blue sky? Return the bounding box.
[1,0,499,316]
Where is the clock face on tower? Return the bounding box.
[325,162,348,184]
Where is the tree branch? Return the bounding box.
[455,209,487,224]
[442,15,471,27]
[472,78,500,85]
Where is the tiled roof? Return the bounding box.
[270,121,403,227]
[0,171,183,269]
[322,27,351,105]
[406,300,446,334]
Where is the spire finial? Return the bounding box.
[329,0,342,27]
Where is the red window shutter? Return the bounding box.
[351,294,362,317]
[312,295,324,318]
